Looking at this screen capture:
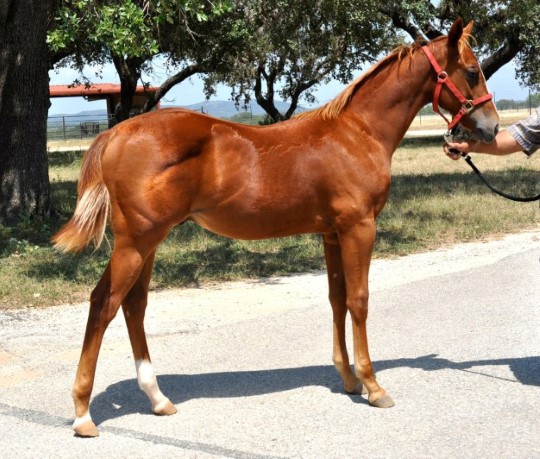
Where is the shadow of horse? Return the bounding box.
[90,354,540,426]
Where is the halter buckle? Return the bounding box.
[462,100,474,113]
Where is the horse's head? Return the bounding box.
[426,18,499,143]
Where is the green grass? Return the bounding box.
[1,143,538,309]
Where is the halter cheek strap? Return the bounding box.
[421,46,493,129]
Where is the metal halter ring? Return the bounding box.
[437,71,448,82]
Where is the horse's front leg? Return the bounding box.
[338,218,395,408]
[323,233,365,395]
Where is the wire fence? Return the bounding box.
[47,113,110,142]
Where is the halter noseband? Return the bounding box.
[421,45,492,130]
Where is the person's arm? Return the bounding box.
[444,129,523,160]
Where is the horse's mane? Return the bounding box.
[296,32,472,122]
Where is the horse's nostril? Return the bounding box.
[494,123,500,136]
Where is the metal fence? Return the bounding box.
[47,114,111,142]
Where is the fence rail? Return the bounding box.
[47,114,110,142]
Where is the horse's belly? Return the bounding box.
[190,204,329,240]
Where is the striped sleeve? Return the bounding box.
[507,107,540,155]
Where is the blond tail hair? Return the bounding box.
[52,131,113,253]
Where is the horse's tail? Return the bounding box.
[52,130,114,253]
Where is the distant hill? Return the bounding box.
[49,100,308,120]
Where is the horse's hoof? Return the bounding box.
[153,399,177,416]
[73,420,99,437]
[369,393,395,408]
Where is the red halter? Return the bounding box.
[421,45,492,130]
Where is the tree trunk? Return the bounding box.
[0,0,55,225]
[254,66,286,123]
[110,54,143,126]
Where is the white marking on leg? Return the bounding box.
[135,359,170,412]
[72,411,92,429]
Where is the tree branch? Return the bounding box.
[481,35,522,80]
[377,5,428,41]
[141,63,204,113]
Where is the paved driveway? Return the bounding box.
[1,232,539,458]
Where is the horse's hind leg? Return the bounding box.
[71,237,152,437]
[121,250,176,416]
[323,234,365,395]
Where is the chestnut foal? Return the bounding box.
[54,19,498,436]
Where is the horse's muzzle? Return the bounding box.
[469,110,499,143]
[475,124,498,143]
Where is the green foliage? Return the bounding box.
[205,0,398,120]
[495,93,540,111]
[467,0,540,89]
[49,1,158,57]
[227,112,266,125]
[529,92,540,107]
[379,0,540,88]
[95,3,159,56]
[47,0,540,121]
[48,0,232,69]
[158,0,231,22]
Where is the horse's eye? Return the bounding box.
[465,69,479,85]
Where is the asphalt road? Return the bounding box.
[0,233,539,458]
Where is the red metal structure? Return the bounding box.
[49,83,160,120]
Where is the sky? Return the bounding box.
[48,58,530,115]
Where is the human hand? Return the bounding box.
[443,142,465,160]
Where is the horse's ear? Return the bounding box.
[463,20,475,40]
[448,17,464,48]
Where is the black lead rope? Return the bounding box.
[459,152,540,203]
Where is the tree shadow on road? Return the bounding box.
[373,354,540,386]
[89,354,540,426]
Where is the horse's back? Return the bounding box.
[98,108,391,239]
[99,109,343,237]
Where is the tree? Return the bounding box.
[377,0,540,89]
[207,1,540,119]
[0,0,58,224]
[48,0,232,125]
[0,0,230,225]
[204,0,397,122]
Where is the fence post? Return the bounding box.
[62,116,66,141]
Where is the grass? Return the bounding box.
[0,138,538,309]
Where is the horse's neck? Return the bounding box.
[345,54,433,155]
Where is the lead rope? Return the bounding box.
[456,151,540,203]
